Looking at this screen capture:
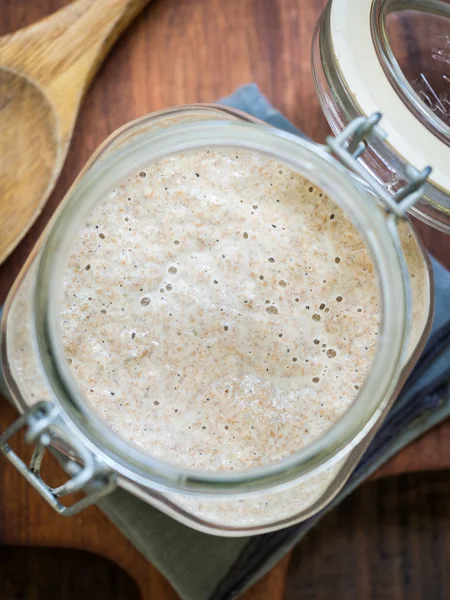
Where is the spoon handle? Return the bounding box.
[0,0,152,100]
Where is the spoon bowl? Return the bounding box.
[0,0,151,265]
[0,67,58,261]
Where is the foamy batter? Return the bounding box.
[60,149,381,471]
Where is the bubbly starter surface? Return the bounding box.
[61,149,380,471]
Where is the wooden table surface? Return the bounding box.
[1,1,450,599]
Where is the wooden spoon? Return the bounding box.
[0,0,151,265]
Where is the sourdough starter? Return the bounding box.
[61,148,381,471]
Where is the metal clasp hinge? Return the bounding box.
[0,401,116,516]
[326,113,432,218]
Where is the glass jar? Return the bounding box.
[312,0,450,232]
[0,99,436,535]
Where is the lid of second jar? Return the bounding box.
[327,0,450,232]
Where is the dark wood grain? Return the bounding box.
[0,546,141,600]
[0,1,449,600]
[286,471,450,600]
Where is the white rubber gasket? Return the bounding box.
[330,0,450,194]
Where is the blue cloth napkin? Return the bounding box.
[2,85,450,600]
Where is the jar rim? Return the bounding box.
[33,113,408,494]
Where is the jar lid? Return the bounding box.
[325,0,450,232]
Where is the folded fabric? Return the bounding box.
[2,84,450,600]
